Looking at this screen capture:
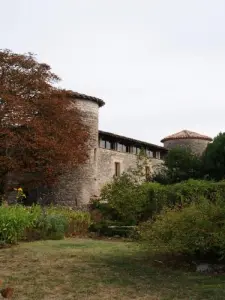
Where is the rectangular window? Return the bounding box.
[125,145,130,153]
[111,142,116,150]
[117,143,127,152]
[117,143,123,152]
[115,162,121,177]
[105,141,115,150]
[132,146,137,154]
[146,149,153,158]
[160,152,165,160]
[100,139,106,148]
[106,141,111,149]
[145,166,150,180]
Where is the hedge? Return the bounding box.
[94,178,225,226]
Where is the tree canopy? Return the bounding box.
[152,147,203,184]
[0,49,89,195]
[202,132,225,181]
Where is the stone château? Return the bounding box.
[54,92,212,207]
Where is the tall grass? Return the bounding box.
[0,204,91,244]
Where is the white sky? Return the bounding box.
[1,0,225,145]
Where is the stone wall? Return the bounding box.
[96,148,163,194]
[55,98,99,207]
[163,139,210,155]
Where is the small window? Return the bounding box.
[106,141,111,149]
[100,139,106,148]
[111,142,116,150]
[105,141,116,150]
[160,152,165,160]
[146,149,153,158]
[115,162,121,177]
[132,146,140,155]
[156,152,161,159]
[145,166,150,180]
[117,143,123,152]
[132,146,137,154]
[125,145,130,153]
[117,143,126,152]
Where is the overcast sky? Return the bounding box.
[1,0,225,145]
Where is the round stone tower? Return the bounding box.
[56,91,105,207]
[161,130,212,155]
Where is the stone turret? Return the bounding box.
[56,91,105,207]
[161,130,212,155]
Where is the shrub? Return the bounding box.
[98,177,225,225]
[98,171,169,225]
[98,173,149,225]
[139,198,225,261]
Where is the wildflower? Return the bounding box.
[14,187,26,202]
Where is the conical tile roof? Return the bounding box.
[161,130,212,143]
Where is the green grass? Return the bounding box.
[0,239,225,299]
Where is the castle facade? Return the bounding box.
[55,92,212,207]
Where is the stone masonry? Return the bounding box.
[163,138,210,155]
[161,130,212,155]
[96,148,163,195]
[55,96,100,206]
[41,95,213,207]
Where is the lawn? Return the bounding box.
[1,239,225,300]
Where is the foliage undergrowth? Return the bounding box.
[0,204,91,244]
[93,177,225,226]
[139,197,225,262]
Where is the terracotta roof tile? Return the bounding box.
[161,130,212,143]
[66,90,105,107]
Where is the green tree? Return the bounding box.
[203,132,225,181]
[153,147,203,184]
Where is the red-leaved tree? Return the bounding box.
[0,49,89,199]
